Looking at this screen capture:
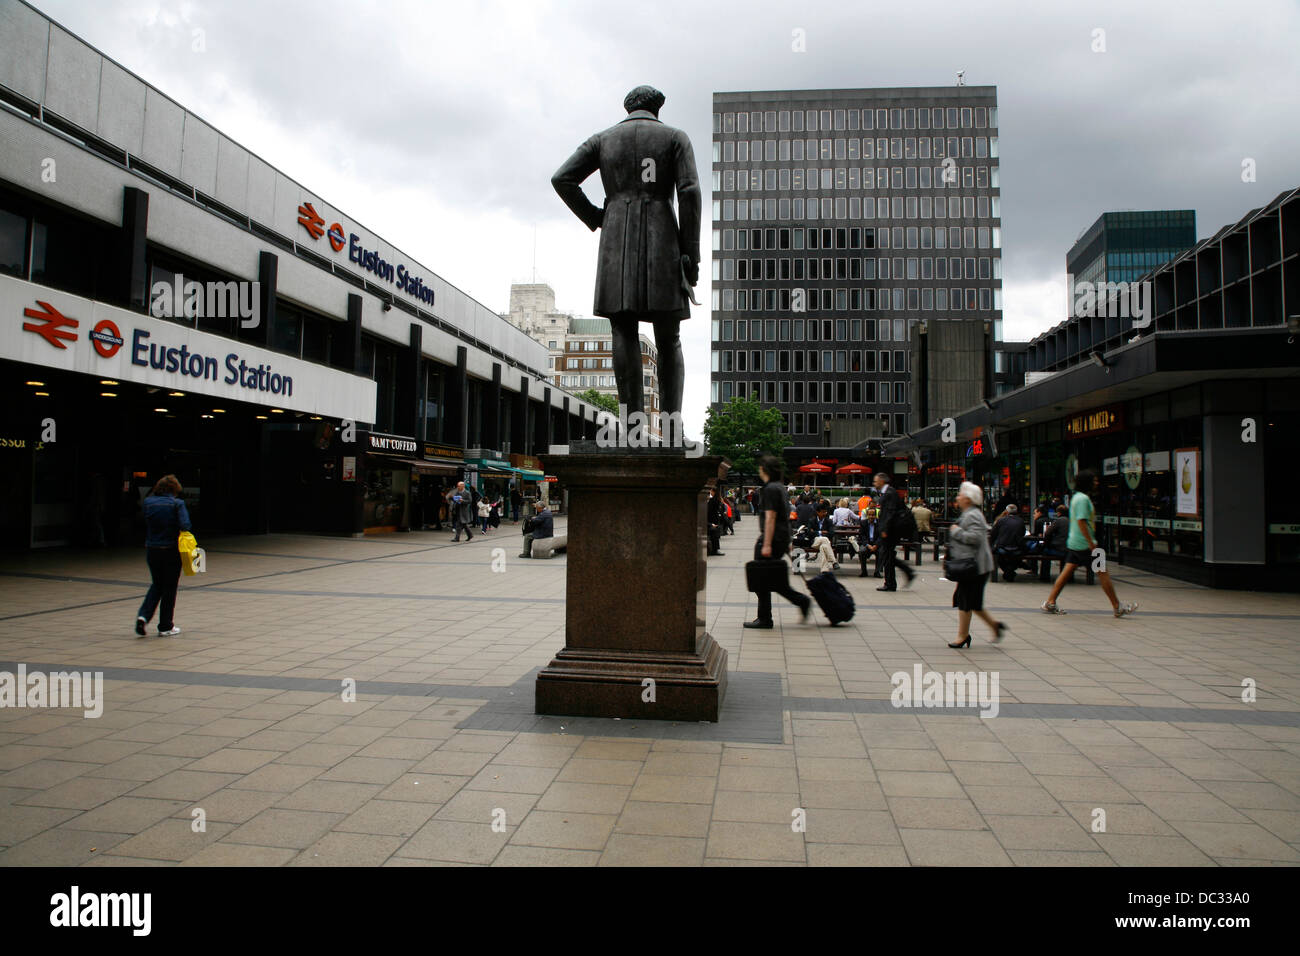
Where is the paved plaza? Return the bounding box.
[1,522,1298,867]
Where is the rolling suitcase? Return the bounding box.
[805,571,855,625]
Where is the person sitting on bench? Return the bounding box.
[519,500,553,558]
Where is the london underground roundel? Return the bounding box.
[90,318,124,358]
[328,223,346,253]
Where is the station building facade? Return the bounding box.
[884,188,1300,589]
[0,1,600,547]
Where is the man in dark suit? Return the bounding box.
[871,473,914,591]
[552,85,700,432]
[794,494,817,529]
[991,504,1027,582]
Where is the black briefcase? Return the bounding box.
[745,558,789,593]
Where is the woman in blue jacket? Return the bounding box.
[135,474,191,638]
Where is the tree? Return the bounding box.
[703,395,790,474]
[575,388,620,415]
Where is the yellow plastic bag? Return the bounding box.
[178,531,205,575]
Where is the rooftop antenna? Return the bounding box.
[956,70,965,86]
[532,224,537,283]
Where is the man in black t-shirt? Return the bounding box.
[746,455,811,629]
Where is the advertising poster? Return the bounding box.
[1175,448,1199,516]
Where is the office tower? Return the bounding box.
[1067,209,1196,290]
[709,86,1002,450]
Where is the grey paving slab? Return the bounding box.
[3,531,1300,867]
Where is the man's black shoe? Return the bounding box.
[743,619,774,629]
[877,586,896,592]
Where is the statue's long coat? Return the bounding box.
[552,110,701,320]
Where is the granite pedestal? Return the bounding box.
[534,450,729,722]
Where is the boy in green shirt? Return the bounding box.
[1042,469,1137,618]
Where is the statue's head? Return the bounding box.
[624,85,665,116]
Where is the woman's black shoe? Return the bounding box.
[948,635,972,649]
[992,621,1007,643]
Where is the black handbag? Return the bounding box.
[745,558,789,593]
[943,554,979,582]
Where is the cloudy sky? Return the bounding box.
[34,0,1300,435]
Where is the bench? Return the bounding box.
[991,549,1094,585]
[830,528,925,567]
[529,533,568,559]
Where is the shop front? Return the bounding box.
[416,443,464,529]
[356,431,419,534]
[508,453,546,517]
[885,328,1300,589]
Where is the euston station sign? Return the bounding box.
[2,274,376,422]
[297,202,437,307]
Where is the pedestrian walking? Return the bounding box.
[1042,469,1137,617]
[745,455,811,629]
[135,474,190,638]
[870,472,915,591]
[448,481,475,541]
[707,487,725,556]
[946,481,1007,648]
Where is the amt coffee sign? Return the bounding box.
[3,274,376,422]
[366,432,418,455]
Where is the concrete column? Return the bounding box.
[514,376,530,454]
[394,323,421,438]
[484,362,502,450]
[454,346,469,448]
[1203,414,1265,564]
[538,387,553,451]
[120,186,149,311]
[246,251,276,347]
[338,294,363,374]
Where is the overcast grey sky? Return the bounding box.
[33,0,1300,435]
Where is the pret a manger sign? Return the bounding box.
[1065,404,1124,438]
[1,274,376,422]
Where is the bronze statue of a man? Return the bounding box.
[551,85,701,430]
